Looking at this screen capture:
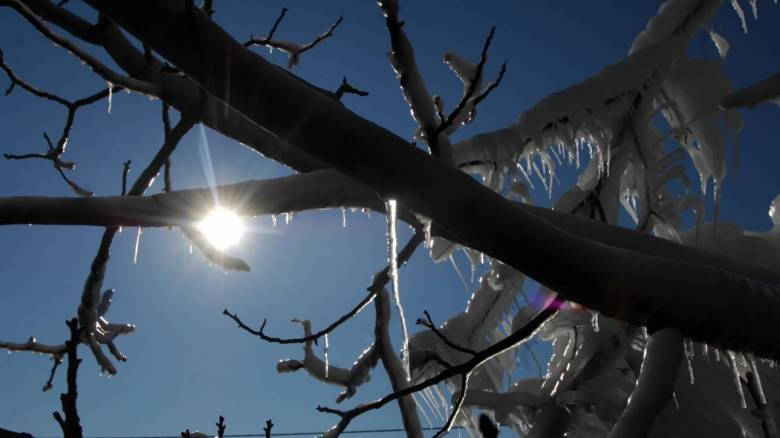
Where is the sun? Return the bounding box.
[196,207,245,250]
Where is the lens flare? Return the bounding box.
[196,207,245,250]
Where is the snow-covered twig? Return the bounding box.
[244,8,343,69]
[377,0,455,161]
[436,26,506,136]
[275,319,380,403]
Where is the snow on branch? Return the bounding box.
[436,26,507,137]
[244,7,343,69]
[377,0,455,161]
[275,319,380,404]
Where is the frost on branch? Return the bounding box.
[275,319,379,403]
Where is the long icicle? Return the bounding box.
[386,199,411,381]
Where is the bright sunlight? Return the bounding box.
[196,207,245,250]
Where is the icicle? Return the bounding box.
[714,348,721,362]
[118,226,123,234]
[727,350,747,409]
[731,0,748,33]
[748,354,766,405]
[449,254,469,291]
[188,244,193,255]
[423,219,433,249]
[271,214,277,227]
[133,227,142,264]
[672,392,679,410]
[341,207,347,228]
[324,333,329,379]
[749,0,758,19]
[702,343,709,360]
[412,393,434,428]
[684,339,695,384]
[708,29,731,59]
[386,199,410,381]
[591,311,600,333]
[107,82,113,114]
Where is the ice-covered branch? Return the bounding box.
[373,287,423,437]
[377,0,455,161]
[317,296,562,435]
[721,71,780,109]
[0,338,65,355]
[275,319,379,403]
[607,326,683,438]
[436,26,506,137]
[180,225,250,271]
[244,9,343,69]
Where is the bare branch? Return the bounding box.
[433,374,468,438]
[1,0,162,96]
[121,160,131,196]
[721,70,780,109]
[225,231,424,344]
[263,419,274,438]
[335,77,369,100]
[52,318,83,438]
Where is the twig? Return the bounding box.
[225,231,424,344]
[263,419,274,438]
[52,318,83,438]
[43,354,64,392]
[244,9,342,68]
[417,310,477,355]
[436,27,505,136]
[433,374,468,437]
[215,415,226,438]
[335,77,369,100]
[121,160,131,196]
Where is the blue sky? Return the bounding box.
[0,1,779,436]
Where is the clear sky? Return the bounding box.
[0,1,779,436]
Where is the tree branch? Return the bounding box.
[606,326,682,438]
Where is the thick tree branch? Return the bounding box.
[82,0,780,359]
